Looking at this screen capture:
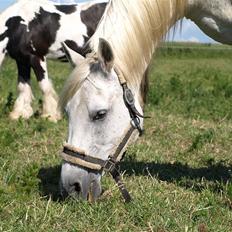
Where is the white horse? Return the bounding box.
[0,0,107,121]
[59,0,232,201]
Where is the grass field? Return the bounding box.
[0,43,232,231]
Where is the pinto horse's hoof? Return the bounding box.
[9,108,33,120]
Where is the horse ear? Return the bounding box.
[62,42,85,67]
[98,38,114,73]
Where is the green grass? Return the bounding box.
[0,43,232,231]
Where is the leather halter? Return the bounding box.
[61,65,144,203]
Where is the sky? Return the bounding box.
[0,0,217,44]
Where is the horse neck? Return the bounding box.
[90,0,186,100]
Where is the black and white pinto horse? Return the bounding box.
[0,0,107,121]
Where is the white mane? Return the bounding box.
[89,0,186,91]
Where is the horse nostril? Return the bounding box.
[74,182,81,193]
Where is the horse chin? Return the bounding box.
[60,180,102,202]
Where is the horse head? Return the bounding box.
[59,39,143,201]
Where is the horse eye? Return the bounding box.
[92,110,107,121]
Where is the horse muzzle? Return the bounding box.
[60,162,102,202]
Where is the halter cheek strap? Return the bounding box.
[61,65,145,203]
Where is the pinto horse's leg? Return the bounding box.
[31,56,61,122]
[10,62,34,120]
[0,48,6,68]
[0,38,8,68]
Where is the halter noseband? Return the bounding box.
[61,65,144,203]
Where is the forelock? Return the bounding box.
[59,60,91,111]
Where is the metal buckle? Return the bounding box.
[123,87,135,106]
[122,83,145,136]
[104,158,116,172]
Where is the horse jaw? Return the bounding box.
[186,0,232,45]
